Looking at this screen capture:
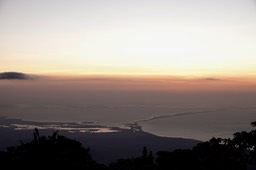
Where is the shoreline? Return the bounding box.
[0,117,201,163]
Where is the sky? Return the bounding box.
[0,0,256,76]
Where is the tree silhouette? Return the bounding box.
[251,121,256,127]
[156,149,200,170]
[1,122,256,169]
[1,128,103,170]
[109,146,156,170]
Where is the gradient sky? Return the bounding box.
[1,0,256,76]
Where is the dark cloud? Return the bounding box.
[202,78,222,81]
[0,72,32,80]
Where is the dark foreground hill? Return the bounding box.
[67,129,199,163]
[0,117,199,164]
[0,121,256,169]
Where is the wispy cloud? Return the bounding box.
[201,78,222,81]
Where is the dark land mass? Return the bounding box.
[0,119,256,169]
[0,117,199,163]
[67,129,199,163]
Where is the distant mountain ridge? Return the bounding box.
[0,72,31,80]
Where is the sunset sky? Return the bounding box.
[1,0,256,143]
[1,0,256,76]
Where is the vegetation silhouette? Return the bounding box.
[0,121,256,169]
[109,146,156,170]
[0,129,103,170]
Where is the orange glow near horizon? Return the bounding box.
[1,74,255,93]
[1,0,256,80]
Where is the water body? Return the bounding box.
[0,77,255,141]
